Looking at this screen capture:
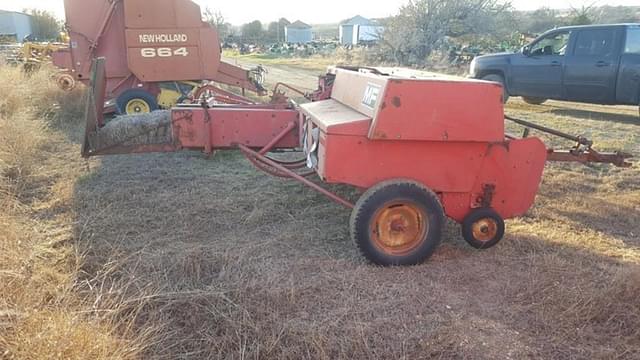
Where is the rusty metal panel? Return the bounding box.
[368,78,505,142]
[172,108,300,150]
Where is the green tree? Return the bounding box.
[241,20,264,43]
[23,9,61,41]
[266,18,290,43]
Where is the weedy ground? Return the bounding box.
[1,60,639,359]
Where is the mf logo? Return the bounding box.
[362,83,381,109]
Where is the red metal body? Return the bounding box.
[298,69,547,222]
[81,59,633,264]
[53,0,262,105]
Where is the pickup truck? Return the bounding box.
[470,24,640,108]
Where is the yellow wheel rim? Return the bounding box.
[371,202,428,256]
[471,218,499,242]
[125,99,151,114]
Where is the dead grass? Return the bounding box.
[1,59,639,359]
[0,64,153,359]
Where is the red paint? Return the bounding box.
[54,0,260,106]
[300,68,548,223]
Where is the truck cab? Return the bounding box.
[470,24,640,107]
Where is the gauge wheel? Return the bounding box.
[482,74,509,103]
[461,208,505,250]
[522,97,547,105]
[350,180,444,266]
[116,89,159,115]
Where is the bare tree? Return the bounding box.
[203,7,230,39]
[378,0,510,66]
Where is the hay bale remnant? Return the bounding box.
[92,111,173,150]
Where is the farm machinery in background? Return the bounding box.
[81,56,633,266]
[51,0,268,114]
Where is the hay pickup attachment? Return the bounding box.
[82,57,633,266]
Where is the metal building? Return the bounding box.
[340,15,383,46]
[285,20,312,44]
[0,10,33,42]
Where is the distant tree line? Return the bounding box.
[376,1,640,66]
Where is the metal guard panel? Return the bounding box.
[299,99,371,136]
[368,79,505,142]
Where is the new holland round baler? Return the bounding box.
[53,0,266,114]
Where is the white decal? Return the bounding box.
[362,83,381,108]
[138,34,188,44]
[140,47,190,58]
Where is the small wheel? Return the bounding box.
[482,74,509,103]
[461,208,505,250]
[116,89,159,115]
[350,180,444,266]
[56,73,76,91]
[522,97,547,105]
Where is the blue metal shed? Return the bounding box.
[285,20,313,44]
[0,10,33,42]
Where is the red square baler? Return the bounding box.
[83,60,633,266]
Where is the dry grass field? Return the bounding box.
[1,61,639,359]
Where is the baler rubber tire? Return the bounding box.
[522,97,547,105]
[461,208,505,250]
[482,74,509,103]
[116,89,159,115]
[350,180,444,266]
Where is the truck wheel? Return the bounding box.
[461,208,505,250]
[350,180,444,266]
[522,97,547,105]
[482,74,509,103]
[116,89,159,115]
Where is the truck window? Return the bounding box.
[530,31,570,56]
[625,27,640,54]
[574,29,615,56]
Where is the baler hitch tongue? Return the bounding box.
[505,115,634,168]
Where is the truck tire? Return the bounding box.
[350,180,444,266]
[482,74,509,103]
[116,89,159,115]
[522,97,547,105]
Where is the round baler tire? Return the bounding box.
[350,180,445,266]
[482,74,509,103]
[461,208,505,250]
[116,89,159,115]
[522,97,547,105]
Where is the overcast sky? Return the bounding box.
[0,0,637,25]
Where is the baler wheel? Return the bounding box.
[116,89,159,115]
[461,208,505,250]
[350,180,444,266]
